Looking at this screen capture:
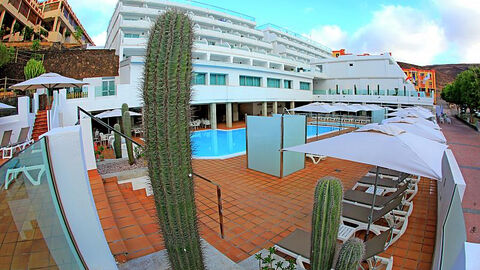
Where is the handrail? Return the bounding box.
[77,106,225,238]
[77,106,142,148]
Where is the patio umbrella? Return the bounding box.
[0,102,15,109]
[383,116,440,130]
[94,109,141,119]
[283,124,447,240]
[10,73,88,91]
[381,120,446,144]
[290,102,339,114]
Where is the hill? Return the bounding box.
[397,62,479,91]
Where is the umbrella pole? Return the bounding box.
[316,113,319,138]
[364,166,380,241]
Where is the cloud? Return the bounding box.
[434,0,480,63]
[67,0,117,42]
[304,7,315,14]
[307,25,347,49]
[306,5,448,65]
[350,5,447,65]
[92,31,107,47]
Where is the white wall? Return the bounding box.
[44,126,117,270]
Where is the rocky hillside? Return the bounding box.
[398,62,479,91]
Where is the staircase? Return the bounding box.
[88,170,164,264]
[32,110,48,141]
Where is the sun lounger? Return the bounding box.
[341,195,408,244]
[13,127,33,152]
[355,174,418,202]
[367,167,412,180]
[344,184,408,208]
[344,184,413,217]
[306,154,326,164]
[275,228,393,270]
[0,130,13,159]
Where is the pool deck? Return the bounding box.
[90,121,436,270]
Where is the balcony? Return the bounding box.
[313,90,434,105]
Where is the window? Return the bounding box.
[192,73,206,85]
[267,78,281,88]
[316,64,323,72]
[210,73,227,85]
[300,82,311,90]
[124,33,140,38]
[349,63,354,67]
[336,84,339,94]
[284,80,292,89]
[101,78,116,96]
[240,76,261,87]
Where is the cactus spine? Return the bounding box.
[142,10,204,269]
[311,177,343,270]
[113,123,122,159]
[335,238,365,270]
[122,111,135,165]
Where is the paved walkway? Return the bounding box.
[440,113,480,243]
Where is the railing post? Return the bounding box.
[216,186,224,239]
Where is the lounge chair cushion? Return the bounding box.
[344,184,408,207]
[357,176,399,188]
[364,229,392,259]
[276,229,311,259]
[343,196,403,223]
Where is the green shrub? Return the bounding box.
[0,43,14,68]
[24,58,45,80]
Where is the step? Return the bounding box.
[87,170,128,263]
[103,177,157,260]
[118,183,165,252]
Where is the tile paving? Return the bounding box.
[88,120,438,269]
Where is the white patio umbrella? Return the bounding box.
[94,109,141,119]
[283,124,448,240]
[383,116,440,130]
[10,73,88,91]
[381,120,446,144]
[290,102,338,114]
[0,102,15,109]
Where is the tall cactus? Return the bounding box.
[311,177,343,270]
[120,103,129,133]
[113,123,122,159]
[122,111,135,165]
[335,238,365,270]
[141,10,204,270]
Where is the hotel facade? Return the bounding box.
[61,0,434,128]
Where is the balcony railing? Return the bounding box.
[67,92,88,99]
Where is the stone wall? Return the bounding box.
[0,48,119,83]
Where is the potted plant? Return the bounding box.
[94,143,105,161]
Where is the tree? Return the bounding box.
[73,26,83,43]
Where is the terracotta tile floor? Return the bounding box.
[192,155,437,269]
[440,111,480,243]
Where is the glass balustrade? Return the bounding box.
[0,138,85,269]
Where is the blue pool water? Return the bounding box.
[191,125,339,158]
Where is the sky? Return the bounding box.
[67,0,480,66]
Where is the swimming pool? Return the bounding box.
[191,125,340,159]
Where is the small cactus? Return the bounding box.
[113,123,122,159]
[335,238,365,270]
[311,177,343,270]
[122,111,135,165]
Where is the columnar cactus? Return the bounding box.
[122,111,135,165]
[335,238,365,270]
[113,123,122,159]
[141,10,205,270]
[120,103,129,133]
[311,177,343,270]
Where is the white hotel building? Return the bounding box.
[61,0,433,128]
